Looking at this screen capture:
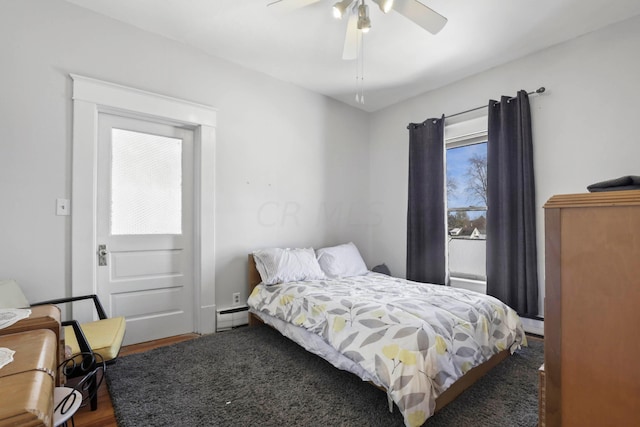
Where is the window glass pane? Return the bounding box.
[448,230,486,280]
[448,209,486,240]
[111,128,182,235]
[448,209,487,280]
[446,142,487,209]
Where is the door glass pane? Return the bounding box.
[111,128,182,235]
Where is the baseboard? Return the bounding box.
[450,277,486,294]
[216,305,249,332]
[521,317,544,337]
[200,304,216,335]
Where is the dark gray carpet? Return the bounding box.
[106,325,542,426]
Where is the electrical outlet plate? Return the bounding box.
[232,292,240,304]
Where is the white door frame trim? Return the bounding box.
[70,74,217,334]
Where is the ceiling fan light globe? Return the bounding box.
[332,0,354,19]
[373,0,394,13]
[357,2,371,32]
[358,18,371,32]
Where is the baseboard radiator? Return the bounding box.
[216,306,249,332]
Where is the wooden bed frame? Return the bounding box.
[247,254,510,413]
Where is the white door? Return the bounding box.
[97,113,195,345]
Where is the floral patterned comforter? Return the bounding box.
[248,273,526,427]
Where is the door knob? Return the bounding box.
[98,244,108,266]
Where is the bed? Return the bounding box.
[246,245,527,427]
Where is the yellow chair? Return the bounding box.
[0,279,126,410]
[31,295,126,364]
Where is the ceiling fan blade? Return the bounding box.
[393,0,447,34]
[267,0,322,11]
[342,12,359,60]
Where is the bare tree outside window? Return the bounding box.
[465,153,487,207]
[447,176,458,196]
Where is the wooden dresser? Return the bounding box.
[543,190,640,426]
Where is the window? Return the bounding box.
[446,125,488,288]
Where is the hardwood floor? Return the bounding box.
[72,333,199,426]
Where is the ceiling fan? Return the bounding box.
[267,0,448,60]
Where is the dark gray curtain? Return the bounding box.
[406,116,446,284]
[486,91,538,315]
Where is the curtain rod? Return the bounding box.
[407,87,546,129]
[446,87,546,120]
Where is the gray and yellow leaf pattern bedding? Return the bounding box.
[248,273,526,427]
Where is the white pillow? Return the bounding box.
[0,279,31,308]
[316,242,368,278]
[252,247,326,285]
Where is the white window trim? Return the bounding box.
[70,74,217,334]
[446,130,488,148]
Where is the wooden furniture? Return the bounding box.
[0,305,61,342]
[0,329,58,427]
[247,254,262,327]
[0,305,63,382]
[539,364,545,427]
[543,190,640,426]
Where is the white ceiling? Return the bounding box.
[64,0,640,112]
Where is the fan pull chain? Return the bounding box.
[355,37,360,104]
[360,31,364,104]
[355,30,361,103]
[354,29,365,104]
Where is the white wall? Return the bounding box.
[369,14,640,315]
[0,0,369,312]
[3,1,640,323]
